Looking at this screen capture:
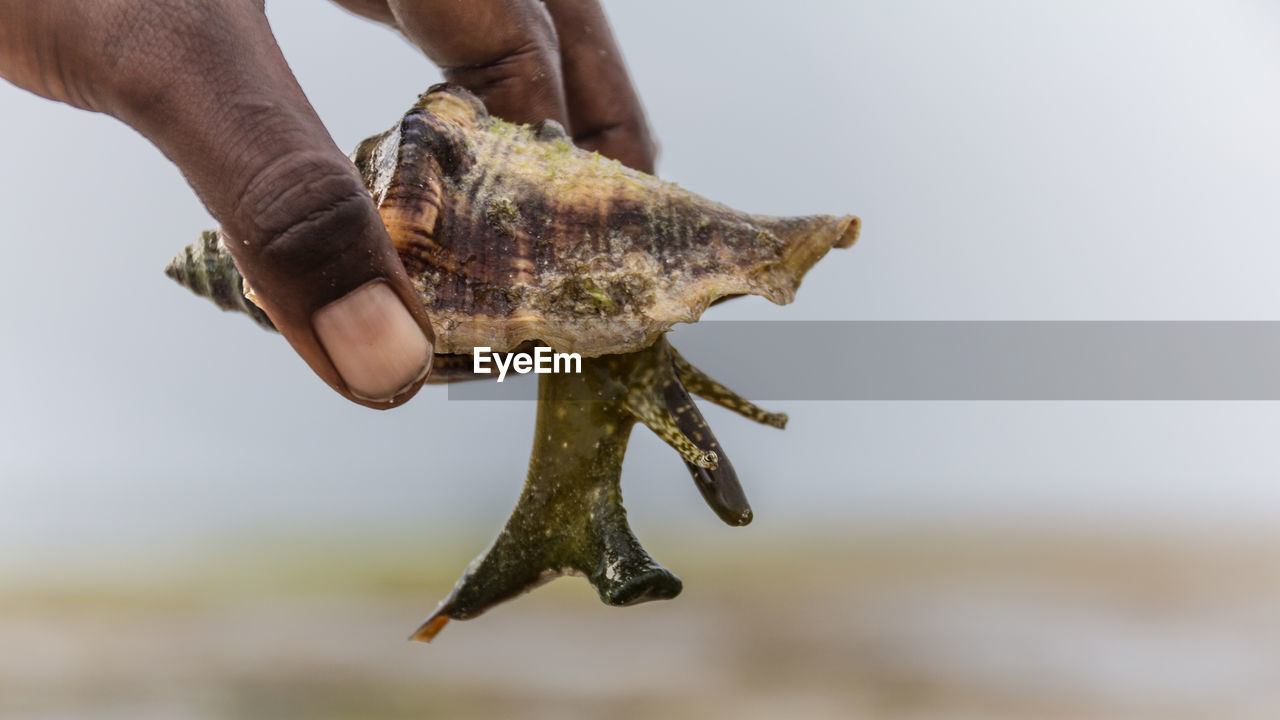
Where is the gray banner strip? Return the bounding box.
[447,321,1280,401]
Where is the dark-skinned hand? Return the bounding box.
[0,0,655,408]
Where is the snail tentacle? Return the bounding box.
[671,347,788,430]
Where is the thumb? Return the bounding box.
[222,167,436,408]
[2,1,435,407]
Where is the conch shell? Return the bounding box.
[353,84,858,356]
[167,84,859,641]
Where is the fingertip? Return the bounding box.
[313,280,434,406]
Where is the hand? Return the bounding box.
[0,0,654,408]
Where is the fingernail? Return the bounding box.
[313,282,433,402]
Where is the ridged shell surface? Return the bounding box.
[353,84,859,357]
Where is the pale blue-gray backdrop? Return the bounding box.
[2,1,1279,562]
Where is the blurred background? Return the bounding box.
[2,1,1280,718]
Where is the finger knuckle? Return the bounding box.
[442,39,558,94]
[233,153,375,273]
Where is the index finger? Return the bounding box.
[542,0,656,172]
[386,0,570,127]
[332,0,654,170]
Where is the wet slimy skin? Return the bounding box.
[413,336,784,641]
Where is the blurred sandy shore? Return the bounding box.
[3,528,1280,719]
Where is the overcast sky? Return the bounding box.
[2,1,1279,559]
